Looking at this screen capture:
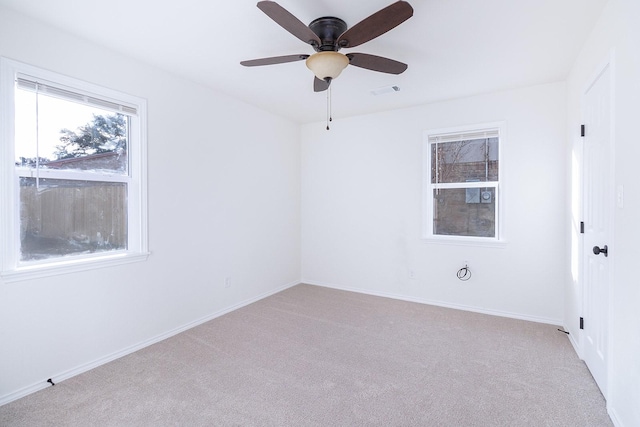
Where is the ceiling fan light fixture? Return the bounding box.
[305,51,349,81]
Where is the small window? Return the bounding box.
[423,123,504,243]
[0,58,148,281]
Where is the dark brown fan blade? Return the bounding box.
[337,1,413,48]
[257,1,321,47]
[347,53,407,74]
[314,77,330,92]
[241,54,309,67]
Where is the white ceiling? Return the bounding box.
[0,0,607,124]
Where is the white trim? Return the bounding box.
[421,237,507,248]
[567,327,581,358]
[16,76,138,116]
[605,50,616,410]
[5,59,143,113]
[607,407,623,427]
[0,280,301,406]
[0,57,149,280]
[424,122,506,141]
[0,58,17,276]
[303,280,563,326]
[0,251,150,283]
[16,167,130,182]
[431,182,497,190]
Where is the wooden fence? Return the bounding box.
[20,180,127,259]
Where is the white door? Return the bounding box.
[582,63,612,396]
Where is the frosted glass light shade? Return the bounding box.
[305,52,349,81]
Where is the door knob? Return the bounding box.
[593,245,608,257]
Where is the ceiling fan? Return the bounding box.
[241,1,414,92]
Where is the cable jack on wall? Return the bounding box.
[457,263,471,281]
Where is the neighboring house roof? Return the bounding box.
[43,150,126,171]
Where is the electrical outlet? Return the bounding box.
[409,270,415,279]
[224,277,231,288]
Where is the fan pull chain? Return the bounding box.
[329,86,333,125]
[326,85,332,130]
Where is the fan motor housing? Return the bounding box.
[309,17,347,51]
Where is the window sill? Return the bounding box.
[1,251,150,283]
[422,237,507,249]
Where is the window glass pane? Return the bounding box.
[431,137,498,184]
[15,88,128,174]
[20,178,127,261]
[433,188,496,237]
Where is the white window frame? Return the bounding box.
[0,58,149,282]
[422,121,506,245]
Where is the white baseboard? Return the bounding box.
[0,280,300,407]
[303,280,563,326]
[566,328,582,358]
[608,406,624,427]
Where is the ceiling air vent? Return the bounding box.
[371,85,400,96]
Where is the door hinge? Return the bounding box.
[581,124,585,137]
[580,317,584,330]
[580,221,585,234]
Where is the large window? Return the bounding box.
[423,123,504,243]
[0,58,148,281]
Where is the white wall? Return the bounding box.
[301,82,567,324]
[566,0,640,425]
[0,7,301,403]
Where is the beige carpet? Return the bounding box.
[0,284,611,426]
